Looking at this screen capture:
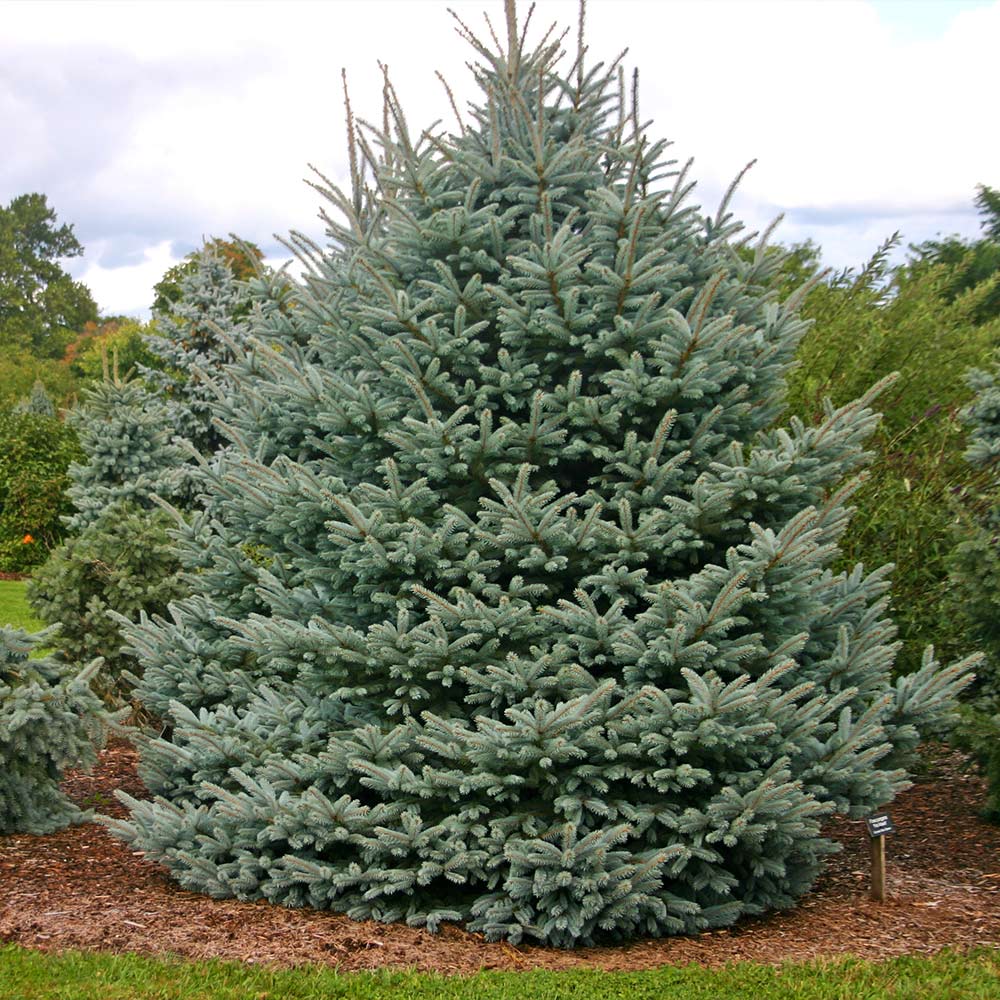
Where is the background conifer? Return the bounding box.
[144,244,257,454]
[62,365,192,532]
[14,380,56,417]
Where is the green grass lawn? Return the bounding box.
[0,578,42,632]
[0,947,997,1000]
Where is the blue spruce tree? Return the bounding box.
[107,2,977,946]
[62,363,193,532]
[143,243,257,454]
[14,380,56,417]
[28,360,193,699]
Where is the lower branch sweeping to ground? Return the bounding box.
[0,741,997,975]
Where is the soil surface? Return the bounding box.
[1,741,998,972]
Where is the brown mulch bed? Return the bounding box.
[1,741,998,972]
[0,572,27,581]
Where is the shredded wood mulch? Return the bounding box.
[1,741,998,972]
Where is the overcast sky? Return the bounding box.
[3,0,997,318]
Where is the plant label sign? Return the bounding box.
[865,812,895,838]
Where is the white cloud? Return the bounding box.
[71,240,180,317]
[2,0,996,315]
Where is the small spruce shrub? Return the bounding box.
[0,625,106,834]
[13,380,56,417]
[63,370,192,533]
[28,503,186,703]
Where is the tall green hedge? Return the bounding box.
[784,245,1000,674]
[948,352,1000,818]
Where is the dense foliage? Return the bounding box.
[28,249,256,702]
[783,239,1000,674]
[143,244,258,453]
[152,238,264,315]
[14,380,56,417]
[106,8,974,948]
[62,318,164,385]
[0,406,82,571]
[907,184,1000,327]
[63,370,193,532]
[0,345,82,411]
[0,625,106,834]
[28,504,186,702]
[27,364,194,699]
[0,193,98,360]
[948,351,1000,817]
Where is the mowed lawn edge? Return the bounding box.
[0,946,998,1000]
[0,579,42,633]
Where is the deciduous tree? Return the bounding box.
[0,194,98,358]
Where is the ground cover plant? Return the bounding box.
[103,1,977,949]
[1,946,998,1000]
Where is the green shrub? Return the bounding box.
[0,406,82,571]
[952,702,1000,820]
[0,344,80,411]
[0,625,106,834]
[62,318,164,384]
[947,352,1000,818]
[28,502,187,702]
[785,246,1000,674]
[949,506,1000,702]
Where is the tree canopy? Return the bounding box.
[151,237,264,315]
[0,194,98,359]
[907,183,1000,325]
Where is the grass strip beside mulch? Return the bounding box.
[1,946,998,1000]
[0,579,41,632]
